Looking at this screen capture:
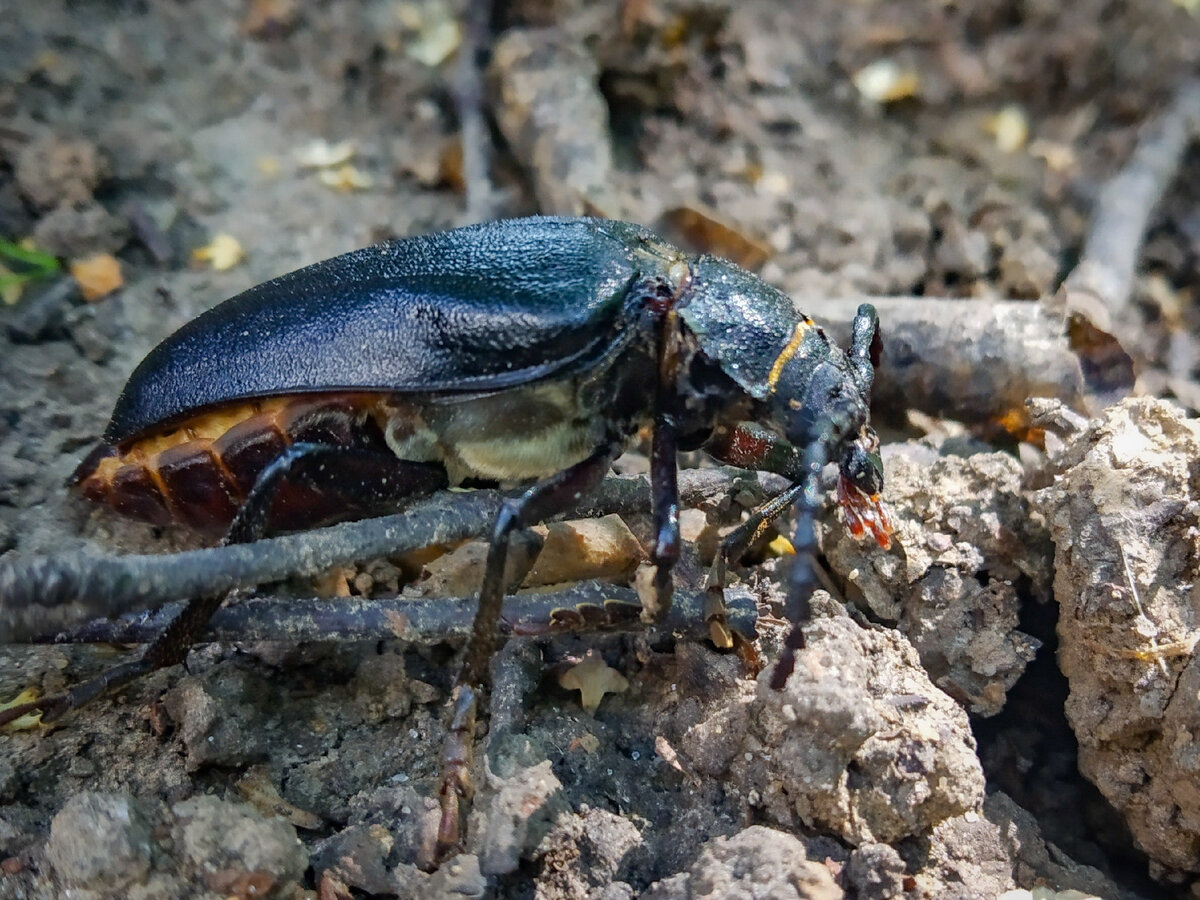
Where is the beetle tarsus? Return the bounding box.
[436,683,478,859]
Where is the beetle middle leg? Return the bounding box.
[0,443,446,728]
[439,439,623,856]
[699,423,805,632]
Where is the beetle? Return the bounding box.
[2,216,892,849]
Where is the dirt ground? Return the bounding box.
[2,1,1200,898]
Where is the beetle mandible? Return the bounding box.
[3,216,892,846]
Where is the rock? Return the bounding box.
[845,842,907,900]
[642,825,841,900]
[45,792,153,890]
[487,27,614,215]
[984,792,1147,900]
[347,785,441,871]
[33,200,129,258]
[353,650,414,724]
[15,136,107,210]
[162,676,269,771]
[910,811,1014,899]
[311,824,395,896]
[826,448,1047,716]
[171,795,308,890]
[531,807,643,897]
[479,760,563,875]
[1035,397,1200,874]
[687,615,985,845]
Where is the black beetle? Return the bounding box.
[6,216,892,849]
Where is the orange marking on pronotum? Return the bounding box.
[766,319,811,392]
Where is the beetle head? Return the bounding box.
[781,360,892,549]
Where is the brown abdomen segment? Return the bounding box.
[74,393,400,535]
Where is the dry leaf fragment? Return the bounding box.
[1029,139,1077,173]
[0,266,23,306]
[660,206,771,270]
[236,766,323,829]
[317,164,374,192]
[256,155,282,177]
[654,735,700,784]
[767,535,795,557]
[295,139,358,169]
[523,514,644,587]
[242,0,298,37]
[559,650,629,713]
[852,59,921,103]
[568,732,601,754]
[192,233,246,271]
[396,1,462,66]
[987,104,1029,153]
[312,566,353,598]
[0,689,43,731]
[69,253,123,301]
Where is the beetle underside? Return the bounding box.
[72,345,658,536]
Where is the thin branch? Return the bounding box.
[0,468,780,644]
[453,0,497,222]
[1060,78,1200,325]
[40,585,757,647]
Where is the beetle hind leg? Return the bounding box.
[0,444,447,730]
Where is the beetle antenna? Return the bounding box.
[769,421,833,690]
[848,303,882,398]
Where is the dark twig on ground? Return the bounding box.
[0,467,781,643]
[38,584,757,647]
[1059,78,1200,326]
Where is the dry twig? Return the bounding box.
[809,296,1124,428]
[37,584,757,647]
[0,468,780,643]
[1059,78,1200,327]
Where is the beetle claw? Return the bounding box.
[436,684,478,860]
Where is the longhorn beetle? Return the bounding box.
[1,216,892,851]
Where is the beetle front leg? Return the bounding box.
[770,432,833,691]
[701,423,805,642]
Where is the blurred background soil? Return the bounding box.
[2,1,1200,898]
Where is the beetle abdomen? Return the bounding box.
[74,393,396,534]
